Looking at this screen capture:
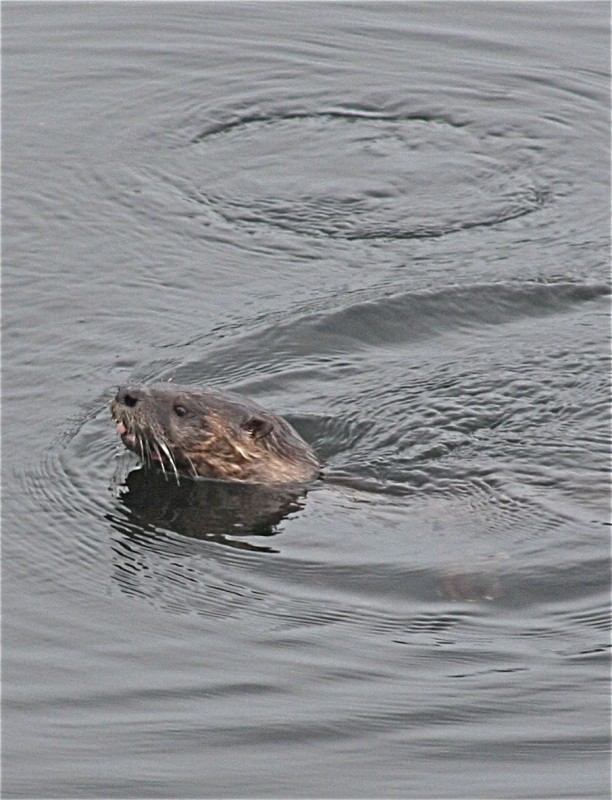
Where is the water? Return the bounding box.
[2,3,610,798]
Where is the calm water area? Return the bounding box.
[2,2,610,798]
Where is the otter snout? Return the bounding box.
[115,385,148,408]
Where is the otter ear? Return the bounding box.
[242,416,273,440]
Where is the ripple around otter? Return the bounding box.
[178,110,550,241]
[162,280,610,385]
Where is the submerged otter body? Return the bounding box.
[110,383,321,484]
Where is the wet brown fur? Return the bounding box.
[111,383,321,484]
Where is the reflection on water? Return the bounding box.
[110,466,311,551]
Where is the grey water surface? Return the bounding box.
[2,2,610,798]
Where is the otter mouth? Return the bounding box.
[112,405,183,481]
[115,419,137,449]
[113,417,163,463]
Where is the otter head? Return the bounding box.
[110,383,320,484]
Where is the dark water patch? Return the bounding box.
[109,467,309,549]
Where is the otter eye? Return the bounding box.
[174,404,188,417]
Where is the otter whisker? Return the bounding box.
[143,434,154,469]
[151,441,169,480]
[135,428,148,466]
[183,454,198,479]
[156,437,180,484]
[134,424,154,469]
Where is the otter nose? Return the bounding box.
[115,385,145,408]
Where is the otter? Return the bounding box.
[110,383,321,484]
